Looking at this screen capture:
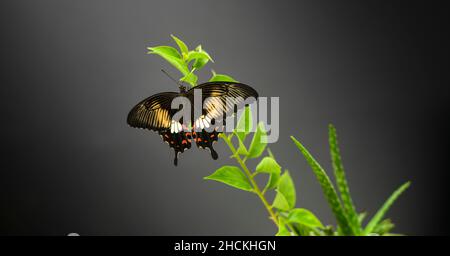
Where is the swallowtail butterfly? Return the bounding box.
[127,81,258,165]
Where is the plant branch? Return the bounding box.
[221,134,279,227]
[285,222,299,236]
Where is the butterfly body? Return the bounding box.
[127,82,258,165]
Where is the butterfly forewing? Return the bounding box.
[127,92,178,131]
[188,82,258,122]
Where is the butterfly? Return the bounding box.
[127,81,258,165]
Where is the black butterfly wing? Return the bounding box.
[127,92,192,165]
[159,130,193,166]
[188,82,259,122]
[192,129,220,160]
[127,92,178,131]
[187,82,258,160]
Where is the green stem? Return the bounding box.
[278,213,299,236]
[221,135,279,227]
[286,222,299,236]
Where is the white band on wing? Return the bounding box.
[194,115,211,130]
[170,120,183,133]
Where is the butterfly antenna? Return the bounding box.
[161,69,183,88]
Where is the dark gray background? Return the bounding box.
[0,0,448,235]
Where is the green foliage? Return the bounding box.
[255,157,281,190]
[272,171,296,211]
[147,35,233,87]
[208,120,410,236]
[204,166,253,192]
[149,36,410,236]
[187,51,213,66]
[209,70,238,82]
[207,118,410,236]
[372,219,395,235]
[234,132,249,156]
[358,212,367,226]
[256,157,281,175]
[235,106,252,142]
[276,217,291,236]
[289,126,409,236]
[291,135,353,235]
[247,123,267,159]
[147,46,189,75]
[363,181,410,235]
[180,71,198,86]
[288,208,324,229]
[328,124,361,234]
[170,34,188,57]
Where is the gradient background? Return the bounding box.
[0,0,448,235]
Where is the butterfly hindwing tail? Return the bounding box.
[193,129,220,160]
[159,131,192,166]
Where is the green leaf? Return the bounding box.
[234,131,249,156]
[180,71,198,87]
[187,50,213,62]
[256,157,281,175]
[186,45,213,70]
[363,181,410,235]
[147,46,189,75]
[358,212,367,226]
[247,123,267,159]
[204,166,253,191]
[187,51,211,69]
[194,45,213,61]
[265,150,281,190]
[256,157,281,190]
[148,45,181,58]
[272,171,296,211]
[292,223,314,236]
[193,57,209,70]
[319,225,337,236]
[209,70,238,82]
[276,217,291,236]
[186,47,213,70]
[265,174,280,192]
[235,106,252,142]
[170,34,189,57]
[272,191,290,211]
[290,136,354,235]
[328,124,361,235]
[372,219,395,235]
[288,208,324,229]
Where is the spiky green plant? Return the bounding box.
[290,127,410,236]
